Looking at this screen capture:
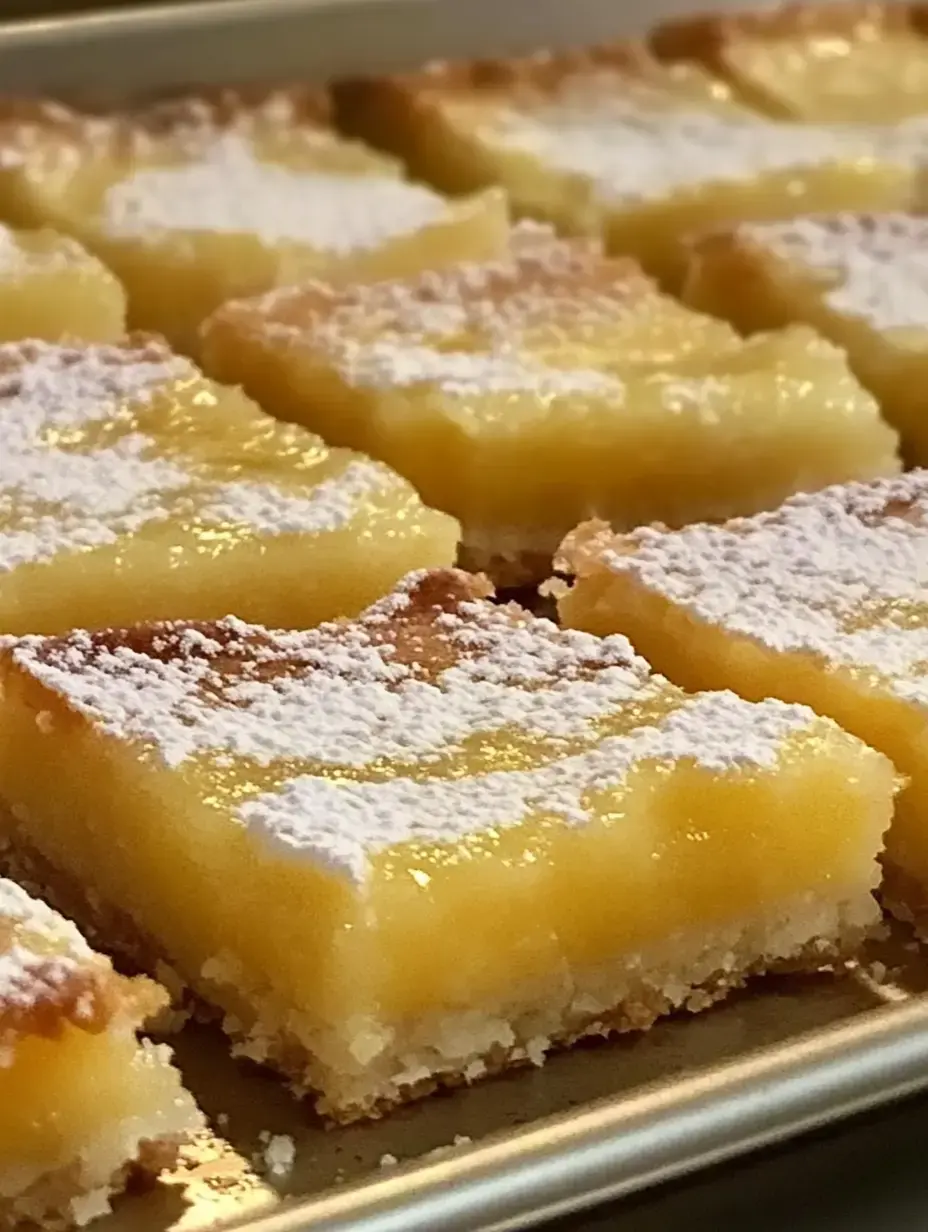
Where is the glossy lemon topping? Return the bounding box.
[0,335,439,577]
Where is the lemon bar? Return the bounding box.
[684,213,928,463]
[0,570,897,1121]
[0,334,458,635]
[0,90,508,355]
[0,876,200,1228]
[0,224,125,343]
[334,43,914,286]
[556,472,928,928]
[202,223,900,585]
[652,3,928,121]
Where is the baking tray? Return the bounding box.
[3,1,928,1229]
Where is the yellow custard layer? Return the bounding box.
[0,225,125,343]
[555,473,928,896]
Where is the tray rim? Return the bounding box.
[1,1,926,1229]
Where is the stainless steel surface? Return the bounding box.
[2,2,927,1230]
[0,0,776,95]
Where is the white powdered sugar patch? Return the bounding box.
[744,213,928,332]
[240,689,816,883]
[593,470,928,705]
[7,570,821,883]
[0,339,415,573]
[0,876,94,1016]
[102,131,446,251]
[474,82,888,203]
[9,574,653,769]
[200,460,397,536]
[0,340,192,572]
[337,341,624,398]
[248,221,650,351]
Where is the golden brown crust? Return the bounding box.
[553,518,627,580]
[652,2,924,65]
[343,39,656,97]
[333,39,706,115]
[0,84,333,164]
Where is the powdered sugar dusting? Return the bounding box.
[339,342,623,397]
[222,223,639,398]
[743,213,928,332]
[102,131,446,252]
[591,470,928,706]
[0,338,418,574]
[241,690,816,882]
[0,339,192,572]
[0,877,94,1017]
[6,569,821,883]
[472,82,889,204]
[245,222,654,349]
[200,461,393,536]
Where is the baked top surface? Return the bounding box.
[0,87,450,252]
[218,222,658,345]
[209,221,729,394]
[0,334,431,577]
[559,471,928,704]
[730,212,928,332]
[3,569,832,886]
[367,47,898,202]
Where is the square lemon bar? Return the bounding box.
[556,471,928,930]
[0,876,201,1228]
[652,2,928,121]
[0,570,897,1121]
[0,334,457,636]
[0,224,125,343]
[334,42,914,285]
[0,89,508,354]
[684,213,928,463]
[202,223,900,585]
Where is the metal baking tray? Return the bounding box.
[3,1,928,1229]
